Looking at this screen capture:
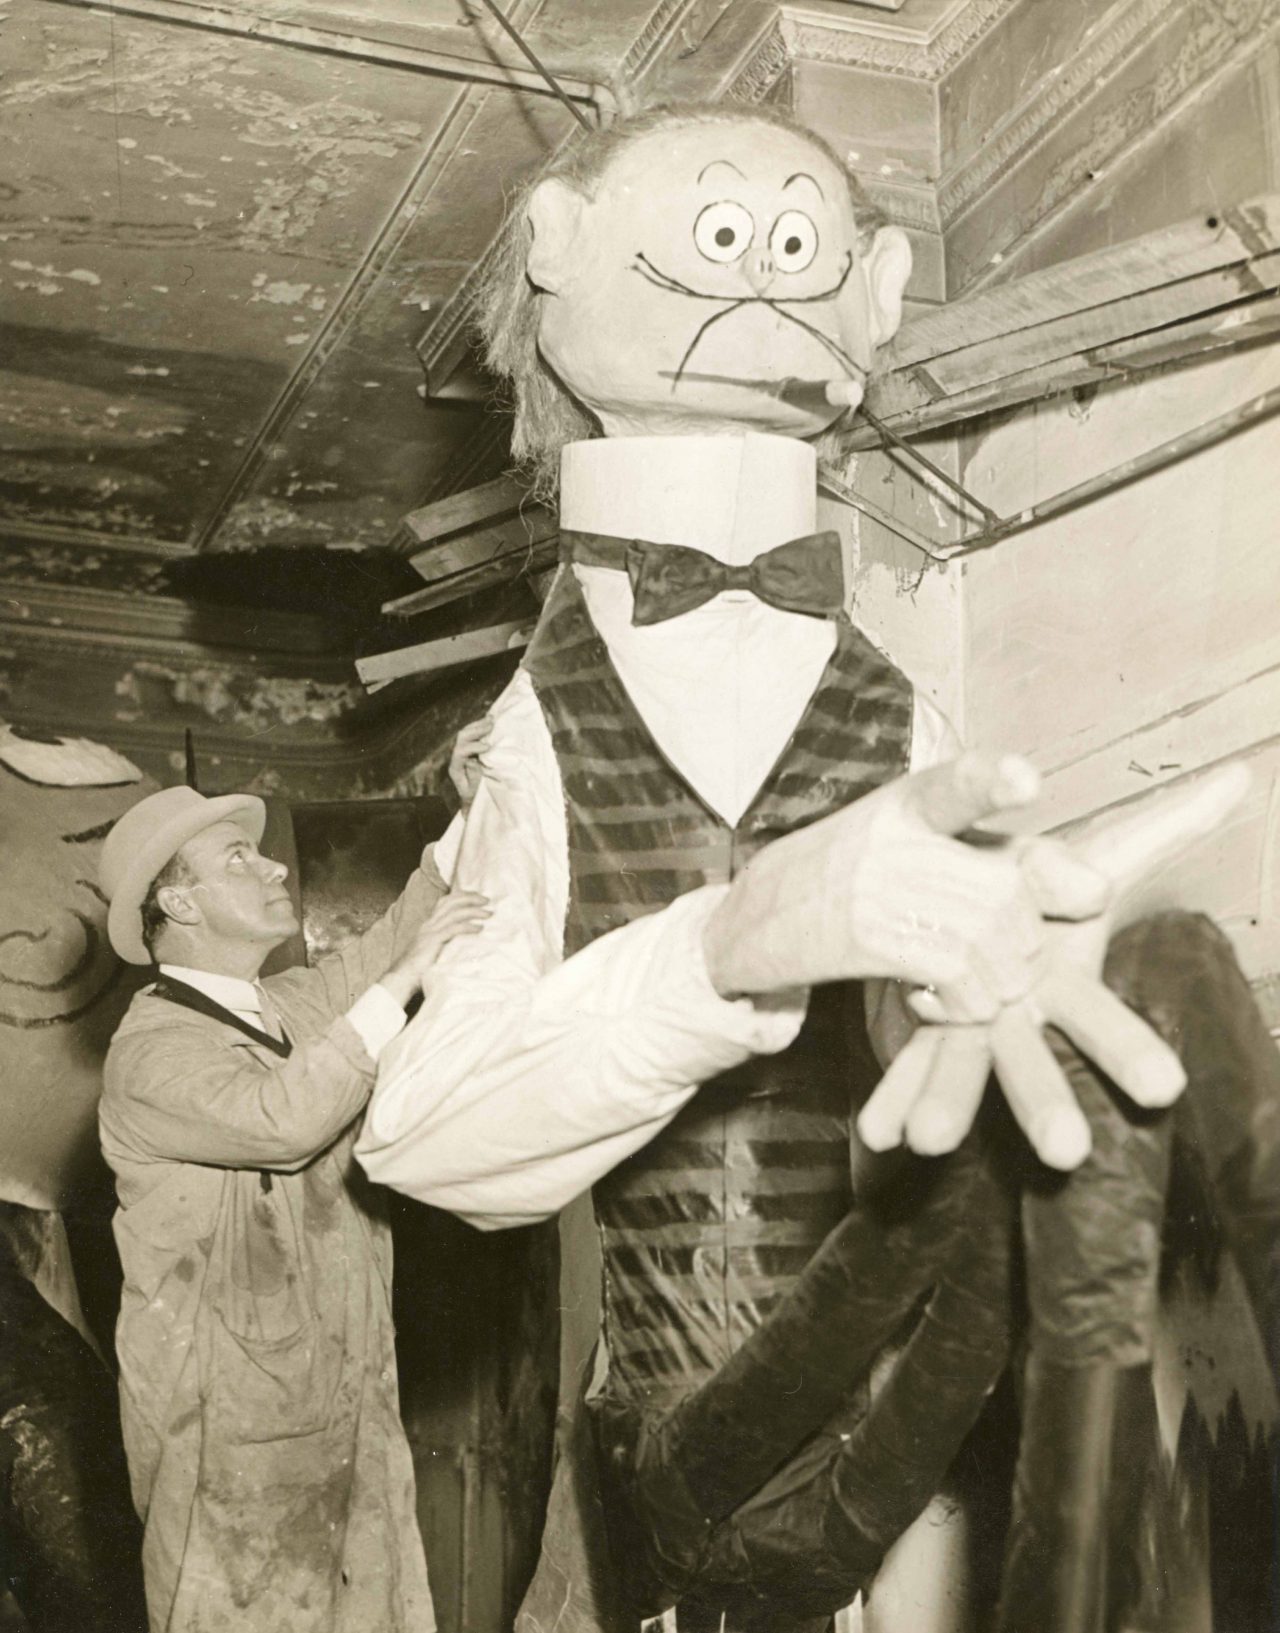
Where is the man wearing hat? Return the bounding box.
[96,735,488,1633]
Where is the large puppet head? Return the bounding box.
[478,103,913,489]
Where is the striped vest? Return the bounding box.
[525,562,914,1414]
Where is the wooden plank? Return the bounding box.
[387,536,560,618]
[406,507,558,581]
[355,620,532,686]
[1033,664,1280,833]
[922,250,1280,396]
[854,290,1280,447]
[881,195,1280,371]
[397,477,535,552]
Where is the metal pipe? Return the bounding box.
[822,387,1280,566]
[946,385,1280,560]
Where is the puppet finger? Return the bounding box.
[1074,761,1250,895]
[905,1028,993,1156]
[857,1028,942,1153]
[1014,836,1110,922]
[1039,968,1186,1108]
[989,1006,1092,1171]
[907,987,948,1025]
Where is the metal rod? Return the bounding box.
[857,402,1000,526]
[39,0,603,106]
[824,386,1280,567]
[473,0,594,129]
[816,466,953,562]
[946,385,1280,559]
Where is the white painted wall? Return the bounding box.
[828,341,1280,986]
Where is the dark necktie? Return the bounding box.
[562,529,845,626]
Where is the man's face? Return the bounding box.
[530,120,909,439]
[175,821,298,951]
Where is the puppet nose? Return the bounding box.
[744,248,775,294]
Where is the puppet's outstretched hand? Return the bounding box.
[703,750,1053,1008]
[858,761,1252,1169]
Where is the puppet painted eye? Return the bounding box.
[693,201,755,264]
[770,210,819,273]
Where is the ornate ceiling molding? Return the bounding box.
[937,0,1275,228]
[780,0,1018,81]
[618,0,716,87]
[724,16,792,102]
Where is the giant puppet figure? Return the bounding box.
[357,105,1278,1631]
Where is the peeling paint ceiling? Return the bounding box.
[4,0,1272,558]
[0,0,672,550]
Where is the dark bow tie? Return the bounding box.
[561,530,844,626]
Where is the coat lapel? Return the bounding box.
[149,974,292,1058]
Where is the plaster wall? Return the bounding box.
[833,340,1280,989]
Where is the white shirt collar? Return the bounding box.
[159,964,262,1016]
[559,432,817,565]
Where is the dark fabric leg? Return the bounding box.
[999,910,1278,1633]
[1121,912,1280,1377]
[685,1155,1015,1619]
[0,1250,146,1633]
[598,1138,1006,1600]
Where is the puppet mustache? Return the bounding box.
[630,253,862,394]
[670,299,864,395]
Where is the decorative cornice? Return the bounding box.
[859,177,944,233]
[939,0,1188,226]
[724,17,792,103]
[0,576,348,658]
[617,0,710,87]
[953,0,1280,288]
[781,0,1019,82]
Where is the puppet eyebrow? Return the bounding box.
[697,158,747,185]
[783,171,824,200]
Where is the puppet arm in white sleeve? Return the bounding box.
[356,669,806,1230]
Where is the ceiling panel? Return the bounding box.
[0,0,464,541]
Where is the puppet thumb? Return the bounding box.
[903,751,1041,838]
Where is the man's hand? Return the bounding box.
[858,761,1251,1169]
[704,751,1052,1016]
[380,890,490,1009]
[448,718,493,811]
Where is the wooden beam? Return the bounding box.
[854,291,1280,449]
[40,0,606,107]
[396,477,535,553]
[853,195,1280,448]
[387,536,560,619]
[884,197,1280,372]
[408,507,557,581]
[355,620,533,687]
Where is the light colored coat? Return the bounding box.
[100,857,445,1633]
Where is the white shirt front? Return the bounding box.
[159,963,406,1062]
[358,434,957,1228]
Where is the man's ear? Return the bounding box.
[156,881,199,930]
[862,225,913,350]
[526,177,587,294]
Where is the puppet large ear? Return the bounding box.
[862,225,913,349]
[526,176,587,293]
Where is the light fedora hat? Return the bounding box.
[100,786,267,965]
